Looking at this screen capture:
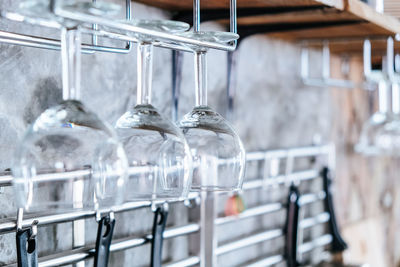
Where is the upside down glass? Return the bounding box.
[12,0,128,214]
[115,20,193,201]
[355,71,393,155]
[178,31,246,191]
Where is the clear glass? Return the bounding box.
[18,0,120,28]
[355,73,394,155]
[370,79,400,156]
[115,20,193,201]
[12,2,127,214]
[178,31,246,192]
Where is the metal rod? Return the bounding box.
[32,224,199,267]
[0,30,129,54]
[215,202,283,225]
[245,255,285,267]
[230,0,237,34]
[299,212,330,229]
[0,193,199,235]
[216,229,283,256]
[164,256,201,267]
[0,146,330,188]
[240,170,320,191]
[298,234,333,254]
[53,8,236,52]
[245,145,332,161]
[299,191,326,206]
[193,0,200,32]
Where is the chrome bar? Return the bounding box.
[33,223,200,267]
[216,192,325,229]
[216,229,283,256]
[241,169,320,191]
[230,0,237,34]
[0,147,326,188]
[245,255,285,267]
[299,191,326,206]
[215,202,283,225]
[54,8,236,52]
[193,0,200,32]
[0,192,199,234]
[299,212,330,229]
[164,256,201,267]
[298,234,333,254]
[245,145,332,161]
[0,29,129,54]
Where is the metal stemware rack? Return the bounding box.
[0,0,349,266]
[0,0,237,54]
[0,144,340,266]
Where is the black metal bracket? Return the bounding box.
[94,213,116,267]
[151,205,169,267]
[284,185,300,267]
[16,223,38,267]
[321,167,348,253]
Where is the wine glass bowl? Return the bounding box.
[115,105,192,200]
[179,106,245,191]
[13,100,128,213]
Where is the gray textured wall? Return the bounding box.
[1,0,388,266]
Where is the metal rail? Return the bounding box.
[24,223,200,267]
[298,234,333,254]
[0,193,200,235]
[215,191,327,226]
[164,256,201,267]
[216,229,284,256]
[0,145,334,266]
[0,0,132,54]
[245,255,285,267]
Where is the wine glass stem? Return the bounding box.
[61,27,81,101]
[195,51,207,107]
[378,79,389,113]
[137,42,153,105]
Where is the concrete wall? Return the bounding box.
[0,1,398,266]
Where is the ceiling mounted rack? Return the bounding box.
[0,0,133,54]
[144,0,400,54]
[0,0,238,53]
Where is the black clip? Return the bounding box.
[151,204,169,267]
[284,185,300,267]
[321,167,348,253]
[94,213,116,267]
[16,221,38,267]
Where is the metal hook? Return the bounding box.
[151,204,169,267]
[94,211,116,267]
[16,209,38,267]
[300,40,355,89]
[321,167,348,253]
[284,185,300,267]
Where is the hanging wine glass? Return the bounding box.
[372,73,400,155]
[115,19,193,201]
[355,75,393,155]
[178,31,246,191]
[355,38,394,156]
[12,2,128,266]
